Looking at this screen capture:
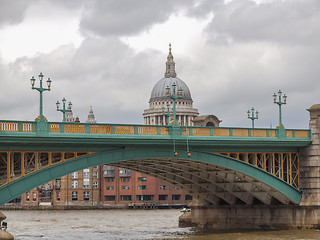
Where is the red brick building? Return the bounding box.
[19,165,192,208]
[21,166,101,208]
[101,166,192,208]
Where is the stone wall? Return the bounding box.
[300,104,320,206]
[186,205,320,230]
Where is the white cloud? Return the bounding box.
[0,1,83,62]
[121,12,213,57]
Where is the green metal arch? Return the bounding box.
[0,147,301,206]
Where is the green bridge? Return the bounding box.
[0,120,311,208]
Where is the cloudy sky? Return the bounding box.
[0,0,319,129]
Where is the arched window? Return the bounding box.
[206,122,215,127]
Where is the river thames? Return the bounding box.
[2,209,320,240]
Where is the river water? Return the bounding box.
[2,209,320,240]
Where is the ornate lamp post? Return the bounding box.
[162,103,172,125]
[30,72,52,120]
[165,82,183,126]
[56,98,72,122]
[247,107,259,128]
[165,82,183,157]
[273,90,287,127]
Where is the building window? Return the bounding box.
[72,191,78,200]
[93,172,98,178]
[104,170,111,175]
[106,186,114,190]
[119,169,131,177]
[84,192,90,201]
[121,195,132,201]
[26,192,30,201]
[137,195,154,201]
[71,172,78,179]
[71,180,78,189]
[55,178,61,189]
[137,177,147,182]
[92,166,98,170]
[104,170,115,177]
[160,185,167,190]
[119,168,129,174]
[106,178,114,182]
[174,186,180,190]
[105,195,115,201]
[159,195,168,201]
[56,192,61,201]
[121,178,130,182]
[32,192,37,201]
[137,185,147,190]
[121,185,130,190]
[185,195,193,200]
[83,179,90,189]
[83,169,90,179]
[93,181,98,188]
[172,194,181,201]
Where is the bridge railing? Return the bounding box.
[0,120,35,133]
[49,122,311,139]
[0,120,311,139]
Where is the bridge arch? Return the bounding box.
[0,147,301,206]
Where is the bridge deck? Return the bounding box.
[0,120,311,206]
[0,120,311,139]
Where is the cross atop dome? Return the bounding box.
[165,43,177,78]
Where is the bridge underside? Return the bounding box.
[0,148,301,206]
[111,158,297,206]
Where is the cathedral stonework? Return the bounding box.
[86,106,97,123]
[143,44,199,126]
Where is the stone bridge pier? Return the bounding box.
[0,212,13,240]
[179,104,320,231]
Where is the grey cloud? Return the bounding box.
[0,0,319,131]
[49,0,85,9]
[185,0,223,19]
[4,37,317,129]
[179,0,320,129]
[205,0,320,45]
[80,0,196,37]
[0,0,32,26]
[0,37,165,124]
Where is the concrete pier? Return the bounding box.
[181,205,320,230]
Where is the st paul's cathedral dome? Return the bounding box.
[143,44,199,126]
